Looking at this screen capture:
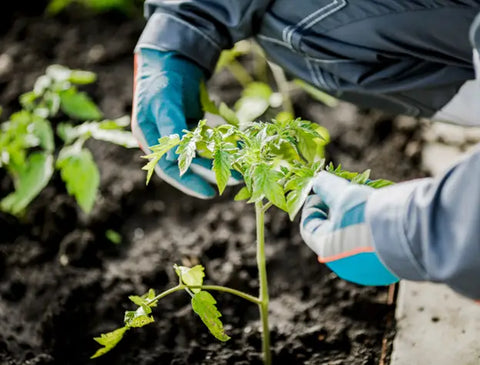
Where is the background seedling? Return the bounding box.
[0,65,136,216]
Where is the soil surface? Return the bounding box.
[0,7,426,365]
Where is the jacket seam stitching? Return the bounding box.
[152,12,221,51]
[323,5,479,36]
[283,0,347,48]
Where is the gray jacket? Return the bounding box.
[137,0,480,298]
[138,0,479,117]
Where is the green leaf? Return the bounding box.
[57,147,100,214]
[105,229,121,244]
[352,169,370,184]
[91,327,128,359]
[128,295,145,307]
[0,152,54,215]
[367,179,394,188]
[285,176,314,221]
[234,186,251,201]
[242,82,272,100]
[176,134,197,176]
[174,264,205,293]
[142,135,180,184]
[124,305,154,328]
[199,81,219,114]
[32,117,55,152]
[218,102,239,126]
[60,89,102,120]
[69,70,97,85]
[126,314,154,328]
[88,122,137,148]
[19,91,38,110]
[191,291,230,342]
[56,123,77,144]
[213,149,232,195]
[251,163,286,210]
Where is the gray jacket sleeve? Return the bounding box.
[137,0,272,71]
[366,147,480,299]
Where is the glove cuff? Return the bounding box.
[366,179,429,282]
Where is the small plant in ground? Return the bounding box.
[0,65,136,216]
[46,0,143,16]
[91,114,392,363]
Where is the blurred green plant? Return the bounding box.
[46,0,143,16]
[0,65,136,216]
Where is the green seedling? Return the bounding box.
[46,0,143,16]
[91,42,391,364]
[0,65,136,216]
[91,115,392,364]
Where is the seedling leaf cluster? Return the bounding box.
[0,65,136,216]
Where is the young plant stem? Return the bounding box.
[256,201,271,365]
[227,60,254,87]
[147,284,261,306]
[268,62,294,115]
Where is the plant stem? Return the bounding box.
[268,61,294,115]
[186,285,261,305]
[148,284,261,306]
[256,201,271,365]
[227,60,254,87]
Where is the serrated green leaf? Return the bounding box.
[191,291,230,342]
[128,295,145,307]
[213,149,232,195]
[176,134,197,176]
[174,264,205,293]
[127,314,154,328]
[0,152,54,215]
[91,327,128,359]
[286,177,314,221]
[234,186,251,201]
[251,163,286,210]
[56,147,100,213]
[60,89,102,120]
[142,135,180,184]
[352,169,370,184]
[367,179,394,188]
[124,305,154,328]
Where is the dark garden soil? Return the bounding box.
[0,7,427,365]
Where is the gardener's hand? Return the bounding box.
[132,48,240,198]
[300,171,399,286]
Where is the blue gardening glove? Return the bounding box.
[300,171,398,286]
[132,48,240,198]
